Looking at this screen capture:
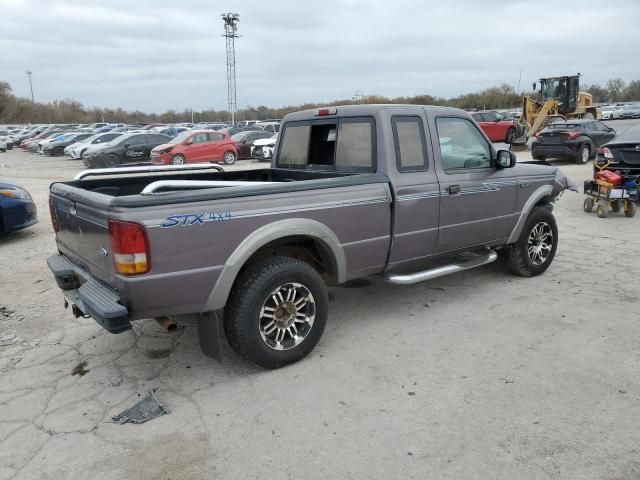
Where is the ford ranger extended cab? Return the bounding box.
[48,105,574,368]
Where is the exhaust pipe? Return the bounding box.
[155,316,179,333]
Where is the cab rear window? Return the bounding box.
[277,117,375,172]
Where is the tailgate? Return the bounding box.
[50,185,115,285]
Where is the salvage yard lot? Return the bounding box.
[1,124,639,479]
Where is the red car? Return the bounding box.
[151,130,238,165]
[470,111,521,143]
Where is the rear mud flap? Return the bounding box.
[197,312,225,362]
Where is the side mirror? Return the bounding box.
[184,140,192,145]
[496,150,516,169]
[532,82,537,91]
[124,143,130,148]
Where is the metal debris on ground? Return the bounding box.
[71,360,89,377]
[112,389,169,424]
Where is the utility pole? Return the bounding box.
[352,90,364,104]
[222,13,240,125]
[26,71,34,102]
[516,67,523,94]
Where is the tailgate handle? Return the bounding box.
[448,185,461,195]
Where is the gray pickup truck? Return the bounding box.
[48,105,573,368]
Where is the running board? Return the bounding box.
[384,250,498,285]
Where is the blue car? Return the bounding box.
[0,181,38,234]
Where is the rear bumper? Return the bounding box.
[47,254,131,333]
[531,144,579,158]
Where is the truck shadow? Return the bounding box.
[149,260,514,378]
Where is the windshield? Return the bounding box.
[170,131,191,144]
[548,123,579,130]
[540,78,565,100]
[231,131,251,141]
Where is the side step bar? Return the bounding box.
[384,250,498,285]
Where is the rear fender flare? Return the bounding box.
[203,218,346,311]
[507,185,553,244]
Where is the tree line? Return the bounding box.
[1,78,639,125]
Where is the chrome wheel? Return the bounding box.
[527,221,553,265]
[259,282,315,351]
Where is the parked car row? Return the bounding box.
[601,104,640,120]
[8,119,283,168]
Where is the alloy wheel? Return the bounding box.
[527,221,553,265]
[258,282,316,351]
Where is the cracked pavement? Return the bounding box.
[1,141,639,479]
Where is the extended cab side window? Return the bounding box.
[392,116,427,172]
[335,118,374,171]
[436,117,491,172]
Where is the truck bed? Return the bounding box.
[49,167,393,321]
[57,168,379,202]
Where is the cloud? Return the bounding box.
[1,0,638,113]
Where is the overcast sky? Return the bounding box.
[1,0,639,113]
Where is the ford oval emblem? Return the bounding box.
[98,247,108,257]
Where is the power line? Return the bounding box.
[222,13,240,125]
[352,90,364,104]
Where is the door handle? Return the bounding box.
[448,185,461,195]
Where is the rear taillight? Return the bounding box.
[567,132,581,140]
[49,198,59,232]
[315,107,337,116]
[108,220,150,275]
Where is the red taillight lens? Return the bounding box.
[49,197,59,232]
[567,132,581,140]
[108,220,150,275]
[315,107,337,116]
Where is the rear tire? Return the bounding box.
[611,200,622,213]
[224,256,328,369]
[104,154,120,168]
[223,151,236,165]
[576,144,590,164]
[171,154,185,165]
[582,112,595,120]
[505,127,515,144]
[625,202,637,218]
[506,206,558,277]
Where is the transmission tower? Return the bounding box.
[222,13,240,125]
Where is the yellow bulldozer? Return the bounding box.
[519,74,601,138]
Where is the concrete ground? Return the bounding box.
[1,121,639,480]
